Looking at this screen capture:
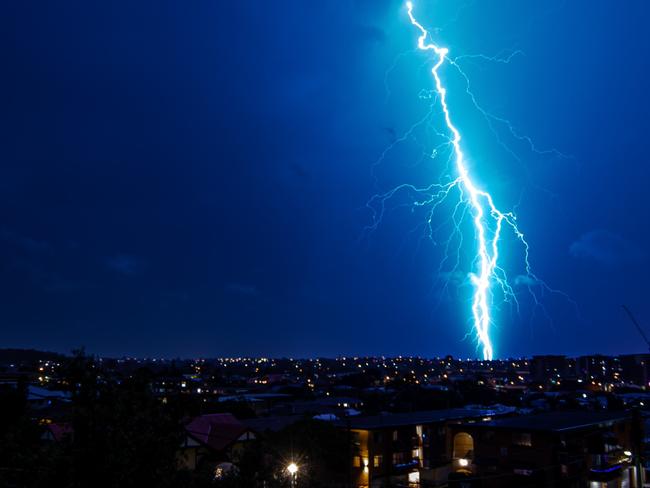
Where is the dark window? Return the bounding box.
[513,433,532,447]
[393,452,405,464]
[351,432,361,449]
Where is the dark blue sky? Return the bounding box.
[1,0,649,358]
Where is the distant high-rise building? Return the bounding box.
[618,354,650,387]
[577,355,620,384]
[530,355,569,383]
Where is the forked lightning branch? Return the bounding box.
[370,2,555,360]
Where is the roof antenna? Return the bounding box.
[622,305,650,352]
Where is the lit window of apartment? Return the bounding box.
[373,455,382,468]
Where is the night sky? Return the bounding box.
[1,0,649,358]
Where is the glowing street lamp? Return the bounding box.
[287,462,298,487]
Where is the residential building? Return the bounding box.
[179,413,256,471]
[448,410,643,487]
[335,408,504,487]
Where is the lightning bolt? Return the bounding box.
[370,2,552,360]
[409,1,504,360]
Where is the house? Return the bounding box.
[271,396,364,416]
[179,413,256,470]
[217,393,293,415]
[25,385,71,413]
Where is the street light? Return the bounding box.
[287,462,298,487]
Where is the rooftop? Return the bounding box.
[243,415,305,433]
[334,408,495,430]
[460,410,632,433]
[185,413,251,451]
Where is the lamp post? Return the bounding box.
[287,462,298,488]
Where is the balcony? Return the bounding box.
[588,450,631,483]
[393,459,420,471]
[589,463,624,483]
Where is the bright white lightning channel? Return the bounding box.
[404,1,533,360]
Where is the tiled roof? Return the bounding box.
[185,413,250,451]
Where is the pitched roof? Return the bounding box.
[28,385,71,401]
[45,422,73,441]
[185,413,251,451]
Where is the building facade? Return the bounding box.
[448,411,643,488]
[337,408,502,487]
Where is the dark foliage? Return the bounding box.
[0,348,66,365]
[0,351,213,488]
[213,418,349,488]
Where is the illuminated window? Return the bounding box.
[373,455,382,468]
[408,471,420,484]
[353,456,362,468]
[393,430,398,441]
